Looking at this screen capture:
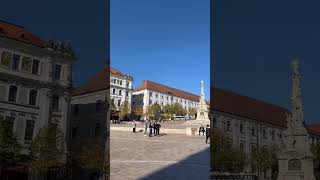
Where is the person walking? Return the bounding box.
[144,119,149,136]
[205,124,210,144]
[157,123,161,135]
[153,121,158,136]
[133,120,137,133]
[199,124,205,136]
[149,121,153,137]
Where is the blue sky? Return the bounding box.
[213,0,320,124]
[111,0,210,99]
[0,0,107,86]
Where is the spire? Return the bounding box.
[201,80,205,99]
[290,59,305,128]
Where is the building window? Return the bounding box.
[279,132,282,139]
[119,90,122,95]
[12,54,20,70]
[251,127,256,137]
[96,100,103,112]
[120,81,122,85]
[1,51,12,68]
[72,127,78,138]
[8,86,18,102]
[271,131,275,140]
[156,94,158,98]
[226,121,231,131]
[24,120,35,141]
[21,56,32,72]
[126,82,129,87]
[5,117,15,133]
[73,104,79,116]
[251,144,257,152]
[52,94,60,111]
[118,99,121,107]
[54,64,61,80]
[32,59,40,75]
[261,129,266,138]
[95,123,100,136]
[227,138,232,148]
[126,91,129,97]
[240,124,244,134]
[29,90,37,106]
[240,142,245,152]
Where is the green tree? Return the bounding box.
[171,103,186,116]
[188,108,197,118]
[251,144,278,179]
[211,128,247,172]
[133,106,144,120]
[162,104,173,120]
[119,100,130,119]
[0,115,21,170]
[75,140,106,174]
[29,125,65,174]
[110,98,117,112]
[311,143,320,173]
[149,104,162,120]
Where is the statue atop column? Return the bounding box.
[195,80,209,122]
[277,60,315,180]
[201,80,205,97]
[290,60,305,132]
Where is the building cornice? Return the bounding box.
[0,72,73,92]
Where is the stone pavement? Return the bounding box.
[110,130,210,180]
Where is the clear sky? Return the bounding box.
[0,0,107,86]
[213,0,320,124]
[111,0,210,99]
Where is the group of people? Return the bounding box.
[198,124,210,144]
[144,120,161,137]
[131,119,162,137]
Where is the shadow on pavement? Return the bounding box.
[140,147,210,180]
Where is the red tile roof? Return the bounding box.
[72,67,109,96]
[133,80,200,102]
[0,20,46,47]
[72,67,127,96]
[110,67,126,78]
[211,87,320,136]
[306,124,320,136]
[212,87,288,127]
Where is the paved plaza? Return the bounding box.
[110,130,210,180]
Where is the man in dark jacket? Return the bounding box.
[149,121,153,137]
[153,122,157,136]
[205,124,210,144]
[157,123,161,135]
